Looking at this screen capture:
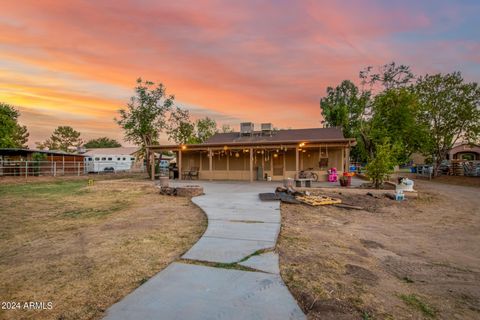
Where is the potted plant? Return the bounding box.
[342,171,354,185]
[339,176,350,187]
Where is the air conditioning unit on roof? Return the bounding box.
[240,122,254,136]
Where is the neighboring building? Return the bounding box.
[0,148,87,176]
[83,147,140,173]
[448,143,480,161]
[148,124,355,182]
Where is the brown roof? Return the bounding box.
[148,127,354,150]
[204,127,349,145]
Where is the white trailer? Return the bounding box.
[83,147,139,173]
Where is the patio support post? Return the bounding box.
[295,147,299,172]
[346,143,351,172]
[208,148,212,181]
[178,150,182,181]
[226,152,229,179]
[249,147,253,182]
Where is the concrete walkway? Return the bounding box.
[104,181,305,320]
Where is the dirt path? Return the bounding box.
[278,180,480,319]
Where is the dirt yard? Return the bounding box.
[278,179,480,319]
[0,178,206,320]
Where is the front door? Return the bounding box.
[272,153,284,177]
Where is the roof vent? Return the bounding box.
[240,122,254,136]
[261,123,273,135]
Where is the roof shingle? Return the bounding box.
[204,127,348,145]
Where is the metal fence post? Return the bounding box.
[54,162,57,177]
[25,161,28,178]
[78,163,80,176]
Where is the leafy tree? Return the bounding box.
[195,117,218,143]
[32,152,47,176]
[36,126,82,152]
[167,107,196,144]
[221,124,234,133]
[0,103,29,148]
[415,72,480,175]
[116,78,175,177]
[168,114,219,144]
[320,62,421,165]
[365,140,399,189]
[320,80,369,138]
[84,137,122,148]
[360,62,415,90]
[369,88,427,164]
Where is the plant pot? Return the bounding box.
[339,177,351,187]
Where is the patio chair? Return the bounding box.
[188,167,199,180]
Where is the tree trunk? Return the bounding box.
[433,149,448,178]
[146,148,152,179]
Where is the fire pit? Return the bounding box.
[159,185,204,197]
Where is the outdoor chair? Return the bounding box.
[182,167,199,180]
[188,167,199,180]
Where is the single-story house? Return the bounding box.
[448,143,480,161]
[147,124,355,182]
[0,148,87,176]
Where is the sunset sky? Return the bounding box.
[1,0,479,147]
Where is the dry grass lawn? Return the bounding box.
[278,180,480,320]
[0,177,206,320]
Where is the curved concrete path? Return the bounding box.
[104,181,305,320]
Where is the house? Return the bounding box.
[147,123,355,182]
[82,147,141,173]
[448,143,480,161]
[0,148,87,176]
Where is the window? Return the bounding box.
[101,157,106,161]
[123,157,126,160]
[88,157,92,161]
[95,157,100,161]
[107,157,112,161]
[130,157,135,161]
[117,157,121,161]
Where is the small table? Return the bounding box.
[295,179,312,187]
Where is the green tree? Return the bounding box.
[36,126,82,152]
[320,80,369,138]
[365,140,399,189]
[221,124,234,133]
[166,107,196,144]
[0,103,29,148]
[360,62,415,90]
[369,88,427,164]
[415,72,480,175]
[116,78,175,177]
[84,137,122,148]
[168,113,219,144]
[32,152,47,176]
[320,80,370,162]
[195,117,218,143]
